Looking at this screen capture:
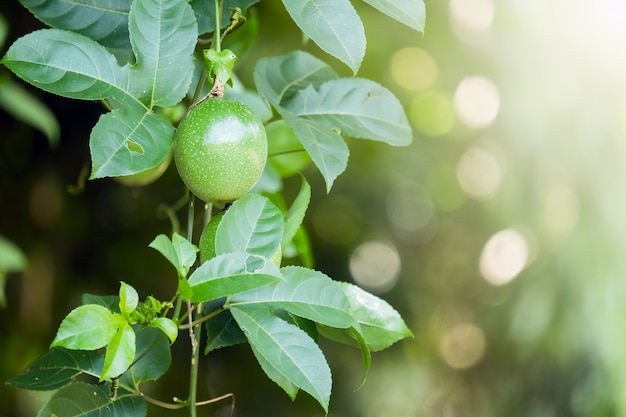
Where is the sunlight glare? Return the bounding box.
[454,76,500,129]
[390,47,438,91]
[456,147,502,199]
[350,240,401,293]
[439,323,486,369]
[480,228,529,286]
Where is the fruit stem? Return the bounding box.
[213,0,223,53]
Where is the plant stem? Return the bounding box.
[213,0,223,53]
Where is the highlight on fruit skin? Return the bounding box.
[173,97,268,204]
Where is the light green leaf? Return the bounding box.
[121,327,171,385]
[284,113,349,192]
[1,29,131,103]
[362,0,426,32]
[18,0,132,49]
[320,282,413,351]
[148,233,198,279]
[0,235,26,273]
[188,253,282,303]
[284,78,412,146]
[101,321,135,380]
[51,305,124,350]
[216,193,284,259]
[128,0,197,107]
[82,294,120,312]
[282,0,365,74]
[230,266,352,329]
[282,176,311,249]
[89,102,174,178]
[37,381,146,417]
[118,282,139,317]
[152,317,178,344]
[254,51,348,191]
[6,348,104,391]
[0,77,60,146]
[231,305,331,412]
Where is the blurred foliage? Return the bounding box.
[3,0,626,417]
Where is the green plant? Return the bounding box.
[2,0,424,415]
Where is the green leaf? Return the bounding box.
[284,78,412,146]
[81,294,120,312]
[216,193,284,259]
[89,88,175,179]
[266,120,312,178]
[6,348,103,391]
[349,326,371,390]
[0,235,27,307]
[128,0,197,108]
[320,283,413,351]
[282,176,311,249]
[51,305,125,350]
[362,0,426,32]
[101,321,135,380]
[281,0,365,74]
[121,327,171,385]
[152,317,178,344]
[119,282,139,317]
[18,0,132,49]
[230,266,353,329]
[191,0,260,35]
[148,233,198,279]
[230,306,331,412]
[254,51,348,192]
[204,310,247,354]
[0,76,60,146]
[37,381,146,417]
[1,29,131,102]
[188,253,282,303]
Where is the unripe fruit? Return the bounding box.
[115,152,172,187]
[174,97,267,203]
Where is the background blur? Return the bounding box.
[3,0,626,416]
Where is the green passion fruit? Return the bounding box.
[115,152,172,187]
[173,97,267,204]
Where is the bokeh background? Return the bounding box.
[3,0,626,416]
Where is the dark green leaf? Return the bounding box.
[362,0,426,32]
[204,310,247,354]
[128,0,197,108]
[6,348,103,391]
[282,176,311,249]
[81,294,120,312]
[18,0,132,49]
[121,327,171,385]
[216,193,284,259]
[37,381,146,417]
[230,266,353,329]
[281,0,365,74]
[101,322,135,380]
[1,29,131,102]
[188,253,282,302]
[231,305,331,412]
[51,305,125,350]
